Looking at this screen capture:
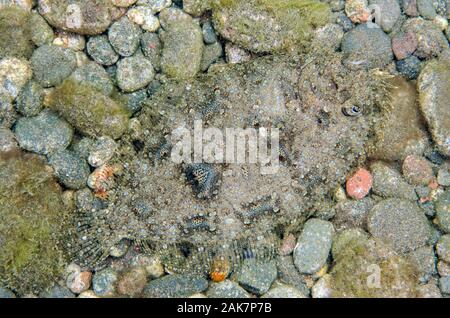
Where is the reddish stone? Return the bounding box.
[346,168,373,200]
[392,31,418,60]
[279,233,297,256]
[402,155,434,185]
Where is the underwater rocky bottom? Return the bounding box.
[0,0,449,298]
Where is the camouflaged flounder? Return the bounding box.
[68,49,389,276]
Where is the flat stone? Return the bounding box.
[237,259,277,296]
[206,280,250,298]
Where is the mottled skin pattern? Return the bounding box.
[69,49,387,276]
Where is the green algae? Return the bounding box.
[0,153,71,295]
[212,0,331,53]
[329,236,419,298]
[0,6,34,59]
[46,78,130,139]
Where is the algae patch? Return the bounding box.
[0,153,71,294]
[0,6,34,59]
[212,0,331,53]
[46,78,130,139]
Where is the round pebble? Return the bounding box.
[108,16,141,57]
[402,155,434,185]
[66,269,92,294]
[92,268,119,297]
[293,218,334,274]
[202,21,217,44]
[116,55,155,92]
[87,35,120,66]
[16,81,44,117]
[367,198,431,253]
[206,280,250,298]
[396,55,421,80]
[0,57,32,99]
[261,284,306,298]
[127,6,160,32]
[88,136,117,167]
[370,161,417,200]
[346,168,373,199]
[116,267,148,297]
[236,259,277,295]
[31,45,77,88]
[14,109,73,155]
[48,149,90,189]
[368,0,401,33]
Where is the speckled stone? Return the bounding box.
[206,280,250,298]
[237,259,277,295]
[142,274,208,298]
[87,35,119,66]
[293,218,334,274]
[108,16,141,57]
[116,55,154,92]
[48,149,90,189]
[14,109,73,155]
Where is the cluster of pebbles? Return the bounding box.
[0,0,449,298]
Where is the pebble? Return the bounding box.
[345,168,373,199]
[127,6,160,32]
[109,239,130,258]
[370,161,417,201]
[0,127,18,154]
[345,0,371,24]
[439,276,450,294]
[341,23,393,70]
[402,155,434,185]
[311,274,333,298]
[293,218,334,274]
[438,261,450,277]
[368,0,401,33]
[417,0,437,19]
[77,290,99,298]
[108,16,141,57]
[202,21,217,44]
[38,0,113,35]
[88,136,117,167]
[116,267,148,297]
[29,12,55,46]
[116,55,155,92]
[408,245,437,283]
[53,31,85,51]
[402,0,419,16]
[403,18,448,59]
[336,12,354,32]
[122,88,148,114]
[142,274,208,298]
[72,136,95,160]
[31,45,77,88]
[14,109,73,155]
[236,259,277,296]
[331,228,369,260]
[206,280,250,298]
[200,42,223,72]
[417,283,443,298]
[0,287,16,298]
[276,256,311,297]
[435,189,450,233]
[437,167,450,186]
[396,55,421,80]
[131,254,164,278]
[66,265,92,294]
[112,0,137,7]
[261,284,306,298]
[140,32,162,71]
[225,43,252,64]
[333,198,374,230]
[392,31,418,60]
[0,57,32,100]
[0,93,16,128]
[160,15,204,80]
[183,0,209,16]
[417,52,450,156]
[279,233,297,256]
[70,61,114,96]
[48,149,90,189]
[434,15,448,31]
[40,284,75,298]
[146,0,172,13]
[436,235,450,263]
[87,35,120,66]
[92,268,119,297]
[367,198,431,253]
[314,23,345,51]
[16,81,44,117]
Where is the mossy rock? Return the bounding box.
[0,5,34,59]
[329,237,419,297]
[0,153,71,295]
[212,0,331,53]
[46,78,130,139]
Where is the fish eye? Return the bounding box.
[342,104,363,117]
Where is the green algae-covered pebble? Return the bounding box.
[47,78,130,139]
[212,0,331,53]
[0,5,34,59]
[0,153,71,295]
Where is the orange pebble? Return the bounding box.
[346,168,373,200]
